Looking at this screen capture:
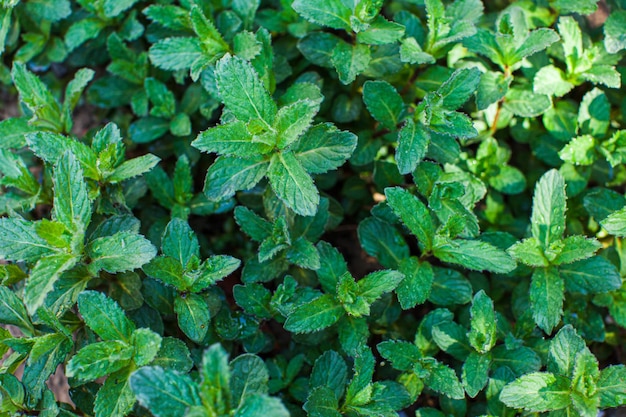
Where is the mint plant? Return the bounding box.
[1,1,626,416]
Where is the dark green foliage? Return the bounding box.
[1,1,626,416]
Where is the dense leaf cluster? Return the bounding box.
[1,0,626,416]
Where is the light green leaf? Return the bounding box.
[469,290,496,353]
[438,67,481,110]
[385,187,434,251]
[174,294,211,343]
[268,151,319,217]
[53,152,91,232]
[397,257,433,309]
[310,350,348,398]
[533,65,574,97]
[362,80,404,130]
[552,235,601,265]
[292,0,352,31]
[130,366,200,417]
[559,135,596,166]
[230,354,269,406]
[433,239,516,274]
[462,351,490,398]
[396,118,430,175]
[400,37,435,65]
[531,169,567,248]
[142,256,186,289]
[500,372,571,412]
[24,253,77,315]
[284,294,343,333]
[420,358,465,399]
[275,99,320,149]
[0,286,33,335]
[331,41,371,85]
[507,237,549,267]
[94,366,136,417]
[291,123,357,175]
[87,231,156,274]
[504,88,552,118]
[476,71,510,110]
[304,386,342,417]
[358,269,404,304]
[192,121,270,157]
[0,217,55,263]
[149,37,203,71]
[66,341,133,381]
[131,328,162,367]
[215,54,276,124]
[601,206,626,236]
[78,290,136,342]
[107,154,160,183]
[204,156,269,201]
[377,340,421,372]
[530,267,564,334]
[548,325,586,377]
[190,255,241,292]
[161,218,199,268]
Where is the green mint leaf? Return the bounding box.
[385,187,434,251]
[377,340,421,372]
[571,350,600,415]
[362,80,404,130]
[578,88,610,137]
[292,0,352,31]
[397,257,433,309]
[26,132,98,179]
[548,325,586,377]
[511,28,559,63]
[234,394,289,417]
[66,340,133,381]
[533,65,574,98]
[560,256,622,294]
[149,37,203,71]
[268,151,319,217]
[331,41,371,85]
[400,37,436,65]
[310,350,348,399]
[161,218,199,268]
[284,294,343,333]
[78,290,136,343]
[145,78,176,118]
[11,62,62,131]
[597,365,626,408]
[130,366,200,417]
[200,344,231,409]
[432,321,472,360]
[62,68,95,131]
[193,121,270,157]
[358,269,404,304]
[0,286,34,335]
[462,351,490,398]
[174,294,211,343]
[530,267,564,334]
[559,135,596,166]
[65,18,106,53]
[291,123,357,175]
[304,386,342,417]
[215,54,277,125]
[604,10,626,54]
[469,290,496,354]
[396,118,430,175]
[190,6,229,56]
[600,206,626,236]
[553,0,599,15]
[53,152,91,233]
[143,256,185,289]
[357,16,405,45]
[131,328,162,367]
[507,237,549,267]
[87,231,156,274]
[230,354,270,406]
[233,284,272,319]
[286,237,321,270]
[358,217,409,269]
[503,88,552,118]
[433,238,516,274]
[0,217,55,263]
[150,337,193,373]
[531,169,567,249]
[500,372,571,412]
[437,67,481,110]
[189,255,240,292]
[93,367,135,417]
[476,71,510,110]
[419,358,465,399]
[203,156,269,202]
[107,154,160,183]
[24,253,77,315]
[428,267,472,306]
[274,99,320,149]
[316,241,349,294]
[234,206,272,242]
[552,235,601,265]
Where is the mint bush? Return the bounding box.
[1,1,626,416]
